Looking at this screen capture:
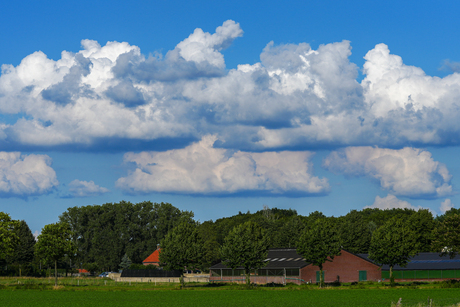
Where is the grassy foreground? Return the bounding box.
[1,278,460,306]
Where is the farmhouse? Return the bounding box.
[210,248,380,284]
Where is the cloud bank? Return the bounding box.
[67,179,109,197]
[116,135,329,195]
[323,147,452,198]
[1,21,460,151]
[0,152,58,197]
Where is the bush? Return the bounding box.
[261,282,284,287]
[327,280,341,287]
[440,279,460,288]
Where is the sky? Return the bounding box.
[1,0,460,235]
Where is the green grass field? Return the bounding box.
[1,278,460,306]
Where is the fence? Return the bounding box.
[120,269,182,278]
[382,269,460,280]
[209,275,307,285]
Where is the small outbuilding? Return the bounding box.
[210,248,381,284]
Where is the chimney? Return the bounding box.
[157,244,160,250]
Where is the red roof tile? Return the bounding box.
[143,248,161,263]
[79,269,89,273]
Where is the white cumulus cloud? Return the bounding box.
[1,22,460,151]
[323,147,452,198]
[440,199,454,214]
[116,135,329,195]
[67,179,109,197]
[365,194,426,211]
[0,152,58,197]
[176,20,243,68]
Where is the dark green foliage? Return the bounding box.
[83,262,100,273]
[11,220,35,265]
[119,254,132,270]
[198,221,220,268]
[296,218,341,287]
[159,221,202,272]
[435,208,460,223]
[208,207,298,248]
[59,201,193,271]
[408,209,434,253]
[338,210,372,254]
[7,220,36,276]
[129,263,157,270]
[432,213,460,258]
[220,221,270,285]
[359,208,416,228]
[54,201,449,274]
[440,279,460,288]
[271,216,308,248]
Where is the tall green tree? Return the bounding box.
[198,221,221,268]
[432,213,460,258]
[0,212,19,260]
[408,209,434,253]
[435,208,460,223]
[271,215,307,248]
[220,221,270,285]
[10,220,35,276]
[368,217,418,286]
[35,222,76,286]
[296,218,341,287]
[159,220,202,286]
[338,210,373,254]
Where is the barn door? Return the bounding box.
[359,270,367,281]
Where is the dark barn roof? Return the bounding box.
[211,248,308,270]
[358,253,460,271]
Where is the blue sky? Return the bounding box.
[1,0,460,235]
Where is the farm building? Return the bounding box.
[142,246,161,266]
[210,249,380,284]
[78,269,90,275]
[359,253,460,281]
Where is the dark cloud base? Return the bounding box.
[0,136,199,153]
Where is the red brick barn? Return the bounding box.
[300,249,381,283]
[210,248,381,284]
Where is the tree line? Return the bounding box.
[160,207,460,287]
[1,201,460,285]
